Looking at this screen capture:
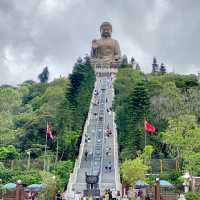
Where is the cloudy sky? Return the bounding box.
[0,0,200,85]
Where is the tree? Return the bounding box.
[136,63,141,71]
[126,81,150,157]
[185,192,200,200]
[53,160,74,188]
[130,57,135,65]
[121,157,148,186]
[152,57,159,73]
[38,171,59,200]
[0,145,19,161]
[162,115,200,173]
[38,66,49,83]
[160,63,166,74]
[122,54,128,65]
[150,81,182,121]
[141,145,154,166]
[11,169,41,185]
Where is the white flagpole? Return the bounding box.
[55,137,59,164]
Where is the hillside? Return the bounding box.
[114,65,200,176]
[0,62,95,191]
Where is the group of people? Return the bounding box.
[105,127,112,137]
[92,89,99,106]
[85,134,91,143]
[106,107,112,115]
[105,147,111,156]
[84,149,93,161]
[102,189,113,200]
[105,161,112,172]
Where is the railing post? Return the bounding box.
[16,180,24,200]
[154,178,160,200]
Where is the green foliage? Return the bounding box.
[120,145,153,186]
[159,171,182,185]
[187,153,200,176]
[0,164,13,183]
[140,145,154,166]
[114,66,200,164]
[11,169,41,185]
[185,192,200,200]
[0,165,41,185]
[52,160,74,189]
[115,69,150,159]
[0,145,19,160]
[64,63,95,131]
[0,61,95,191]
[120,157,148,186]
[38,171,59,200]
[162,115,200,174]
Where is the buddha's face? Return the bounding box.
[101,25,112,38]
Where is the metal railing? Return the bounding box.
[112,80,122,194]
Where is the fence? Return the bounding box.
[1,157,55,171]
[150,159,180,173]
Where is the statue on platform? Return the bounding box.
[91,22,121,64]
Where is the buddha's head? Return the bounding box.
[100,22,112,38]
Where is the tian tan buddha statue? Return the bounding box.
[91,22,121,64]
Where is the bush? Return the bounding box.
[185,192,200,200]
[11,169,42,185]
[0,145,20,161]
[160,171,182,185]
[52,160,74,189]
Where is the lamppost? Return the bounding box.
[27,151,31,170]
[182,172,191,193]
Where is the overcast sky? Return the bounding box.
[0,0,200,85]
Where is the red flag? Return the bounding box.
[47,123,54,140]
[144,118,156,133]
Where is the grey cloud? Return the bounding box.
[0,0,199,85]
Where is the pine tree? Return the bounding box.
[160,63,167,74]
[152,57,159,73]
[83,54,90,65]
[136,63,141,71]
[122,54,128,65]
[76,57,83,64]
[127,81,150,157]
[130,57,135,65]
[38,66,49,83]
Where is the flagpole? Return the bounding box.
[44,122,48,171]
[144,118,147,147]
[55,137,59,164]
[145,130,147,147]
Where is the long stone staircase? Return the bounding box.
[64,73,121,199]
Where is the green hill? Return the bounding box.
[114,66,200,175]
[0,62,95,190]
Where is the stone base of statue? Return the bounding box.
[90,57,121,77]
[83,189,100,197]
